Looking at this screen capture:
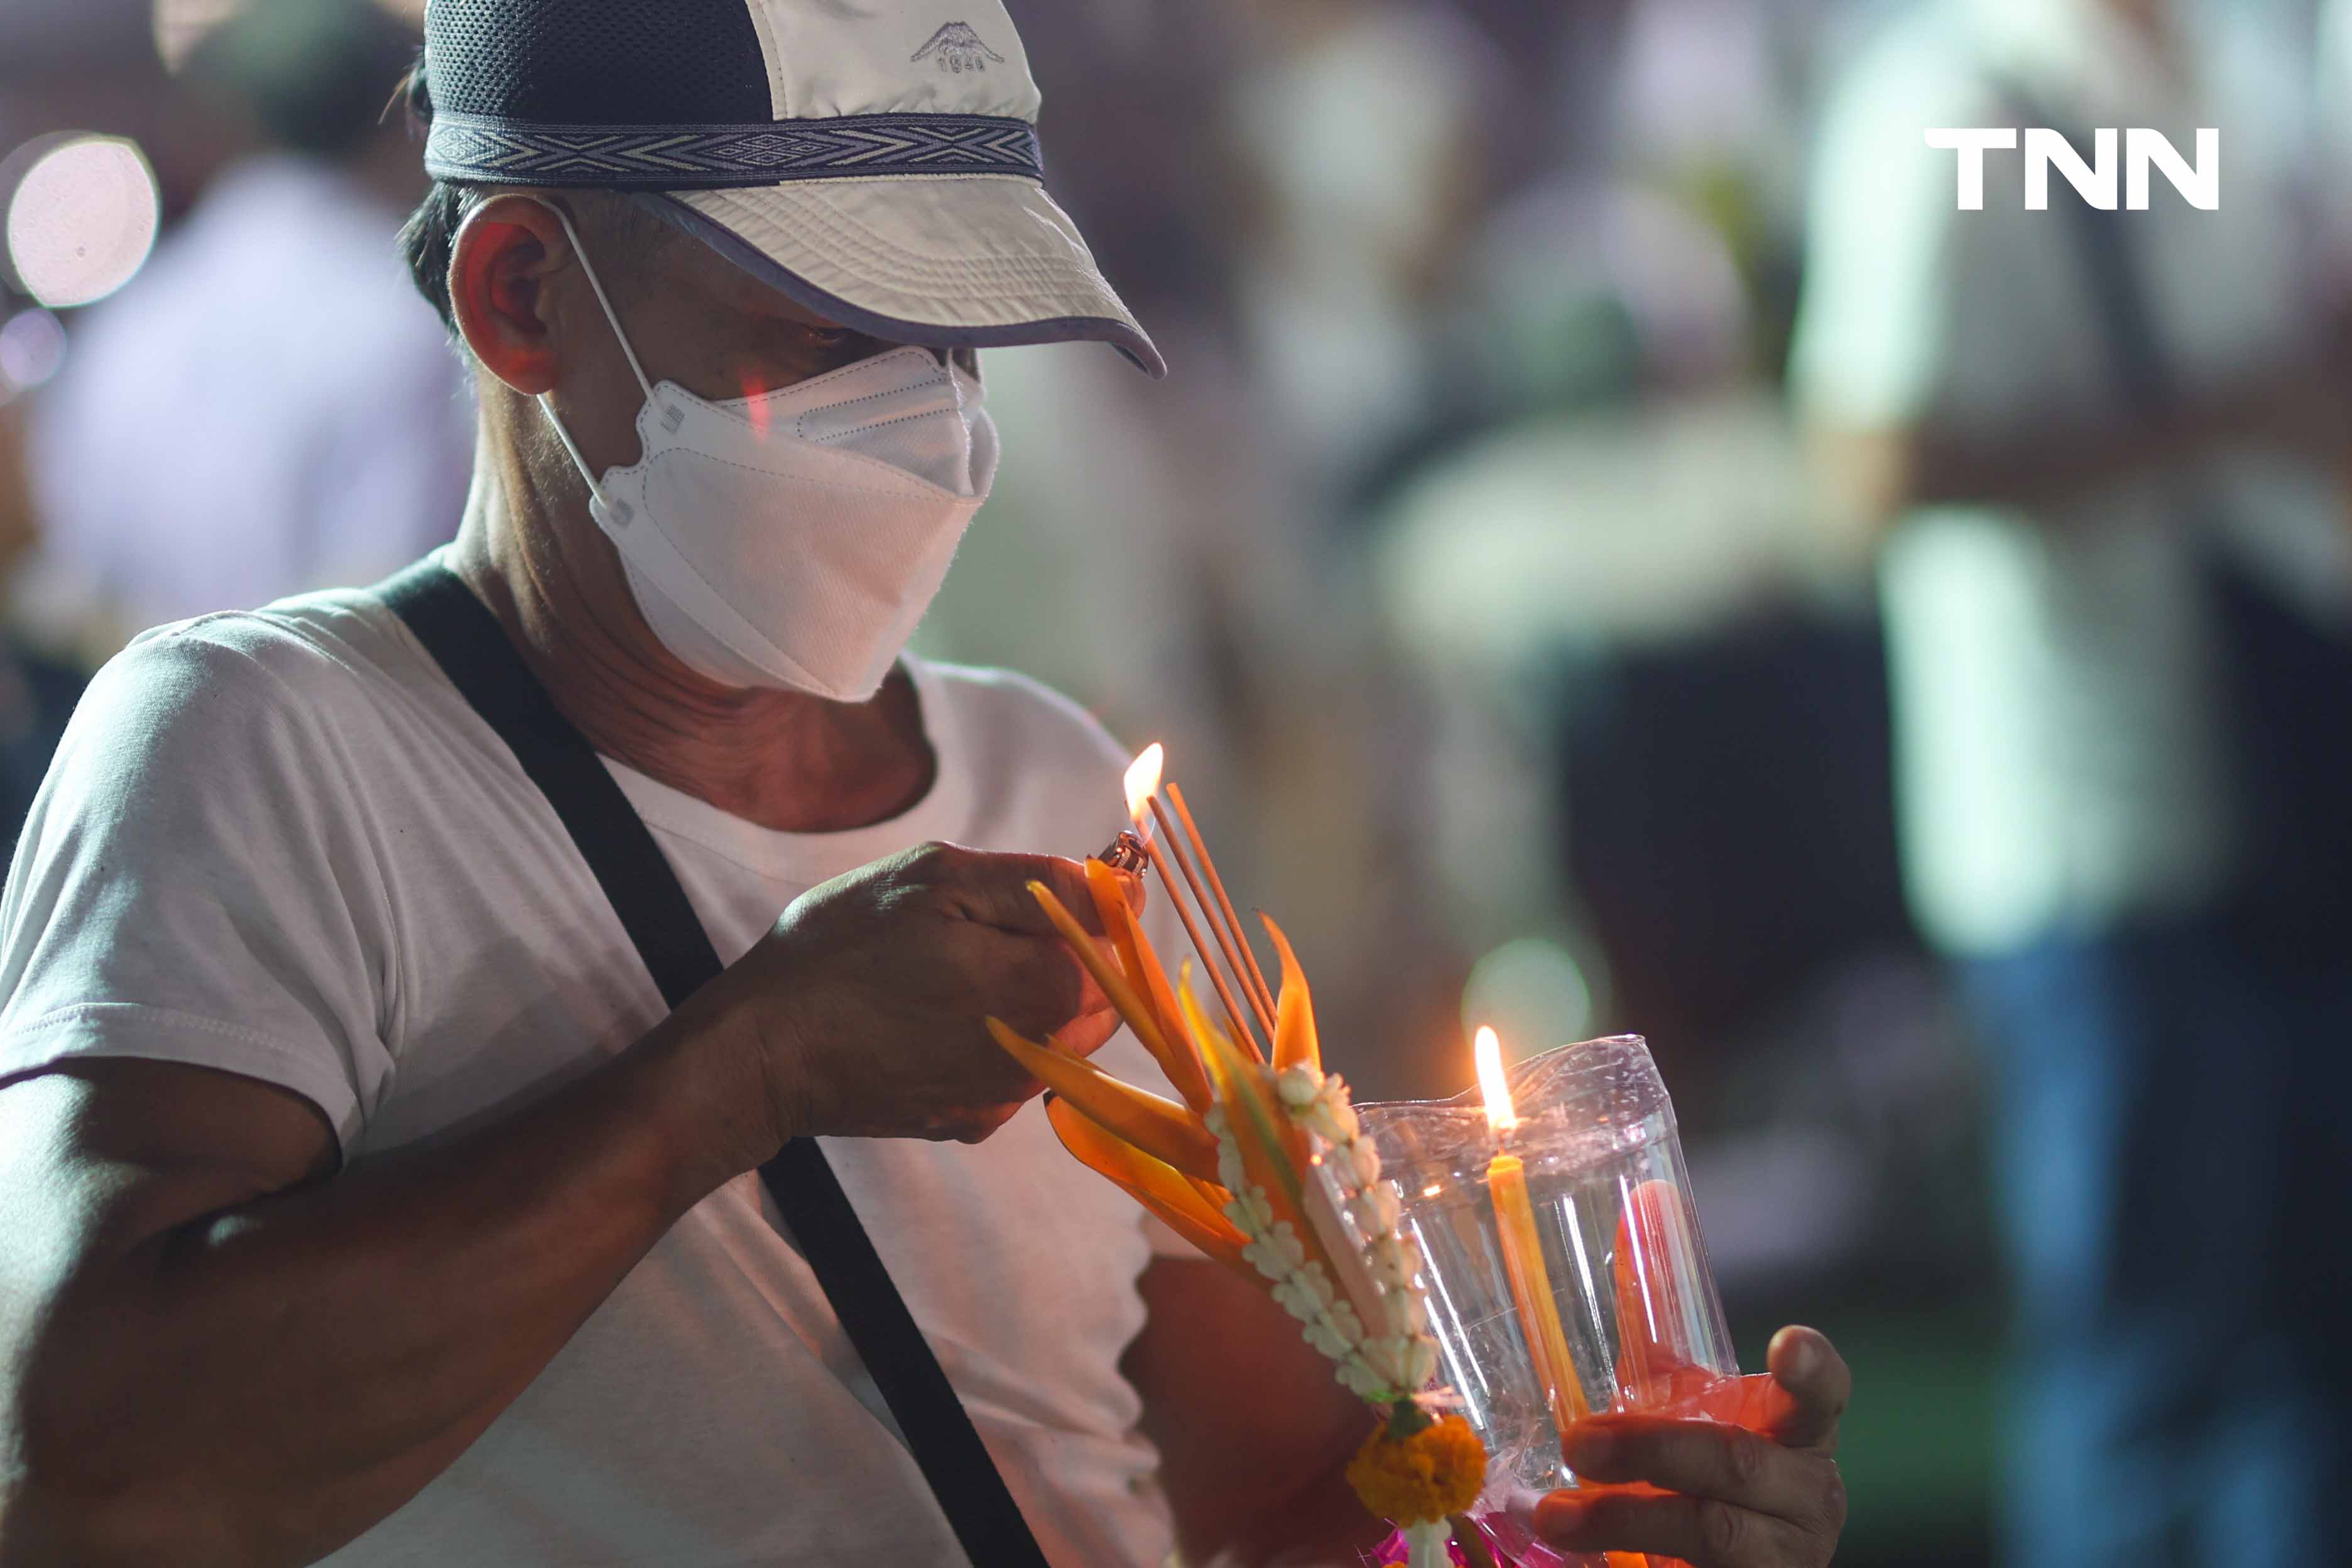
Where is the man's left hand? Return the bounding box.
[1529,1325,1850,1568]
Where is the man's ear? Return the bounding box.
[449,195,573,396]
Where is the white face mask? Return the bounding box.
[532,204,998,701]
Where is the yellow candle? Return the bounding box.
[1475,1028,1589,1443]
[1488,1147,1585,1437]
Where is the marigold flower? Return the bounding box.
[1345,1414,1487,1526]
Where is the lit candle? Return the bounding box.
[1476,1026,1586,1442]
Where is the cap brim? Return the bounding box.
[643,176,1163,378]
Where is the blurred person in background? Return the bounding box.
[1212,0,1515,1087]
[0,391,83,852]
[1231,0,1503,504]
[14,0,471,661]
[0,0,229,855]
[1793,0,2352,1562]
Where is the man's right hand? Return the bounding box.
[705,842,1118,1152]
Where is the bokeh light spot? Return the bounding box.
[1461,937,1595,1059]
[0,310,68,397]
[5,136,161,310]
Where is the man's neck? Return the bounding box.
[445,445,935,835]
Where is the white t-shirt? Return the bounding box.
[1788,0,2351,955]
[0,584,1190,1567]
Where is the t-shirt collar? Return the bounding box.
[601,656,968,885]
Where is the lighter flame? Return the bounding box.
[1124,743,1164,827]
[1475,1025,1517,1132]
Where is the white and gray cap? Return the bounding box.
[420,0,1163,376]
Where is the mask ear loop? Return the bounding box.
[528,199,658,506]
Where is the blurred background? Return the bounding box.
[8,1,2352,1564]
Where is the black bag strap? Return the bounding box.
[376,560,1048,1568]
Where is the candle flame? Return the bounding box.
[1124,743,1164,828]
[1475,1025,1518,1132]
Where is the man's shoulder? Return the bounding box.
[103,589,425,705]
[64,589,444,790]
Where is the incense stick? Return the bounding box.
[1143,829,1264,1062]
[1139,816,1266,1060]
[1148,797,1279,1048]
[1165,783,1279,1028]
[1138,827,1270,1062]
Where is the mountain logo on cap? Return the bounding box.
[910,21,1005,74]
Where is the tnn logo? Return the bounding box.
[1925,128,2220,211]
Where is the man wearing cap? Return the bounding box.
[0,4,1850,1566]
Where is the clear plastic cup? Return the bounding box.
[1358,1035,1738,1509]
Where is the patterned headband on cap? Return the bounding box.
[423,111,1044,189]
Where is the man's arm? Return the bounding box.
[1807,359,2352,551]
[1807,361,2352,549]
[0,1009,754,1568]
[0,844,1116,1568]
[1123,1255,1384,1568]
